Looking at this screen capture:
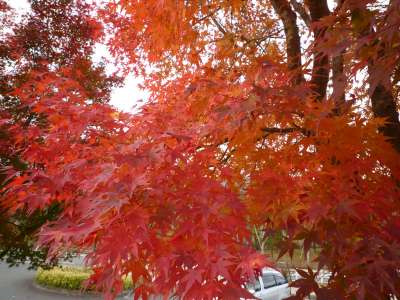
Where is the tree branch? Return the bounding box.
[261,126,307,136]
[211,16,227,35]
[290,0,311,27]
[270,0,304,85]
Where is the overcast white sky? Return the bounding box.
[6,0,146,113]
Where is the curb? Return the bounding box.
[33,281,132,298]
[33,281,101,297]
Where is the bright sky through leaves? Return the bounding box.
[7,0,147,113]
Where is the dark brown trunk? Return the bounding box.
[369,78,400,153]
[331,0,346,114]
[305,0,331,102]
[270,0,304,85]
[332,52,346,113]
[350,5,400,153]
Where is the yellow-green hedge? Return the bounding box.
[35,266,134,291]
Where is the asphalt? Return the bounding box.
[0,261,168,300]
[0,261,102,300]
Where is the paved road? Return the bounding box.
[0,261,167,300]
[0,261,102,300]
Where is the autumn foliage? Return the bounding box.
[1,0,400,299]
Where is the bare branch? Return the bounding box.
[194,6,221,24]
[211,16,227,35]
[261,126,307,136]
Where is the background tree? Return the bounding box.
[0,0,122,268]
[1,0,400,299]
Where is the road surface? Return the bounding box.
[0,261,101,300]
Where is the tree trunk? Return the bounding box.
[305,0,331,101]
[270,0,304,85]
[369,77,400,153]
[350,5,400,153]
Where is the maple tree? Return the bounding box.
[1,0,400,299]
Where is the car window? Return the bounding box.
[274,274,288,285]
[262,274,276,289]
[246,279,262,292]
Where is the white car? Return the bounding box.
[246,268,291,300]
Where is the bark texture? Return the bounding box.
[350,5,400,153]
[332,52,346,112]
[369,77,400,153]
[270,0,303,85]
[305,0,331,101]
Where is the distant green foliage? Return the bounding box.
[0,203,64,269]
[251,226,284,253]
[35,266,134,291]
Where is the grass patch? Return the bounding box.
[35,266,134,291]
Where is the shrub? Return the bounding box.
[35,266,134,291]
